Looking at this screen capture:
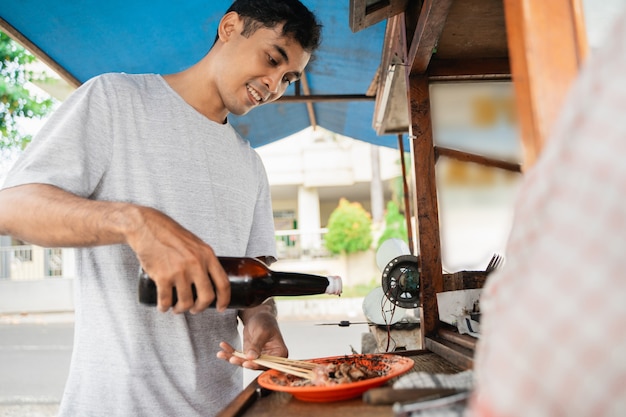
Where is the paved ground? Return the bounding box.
[0,299,369,417]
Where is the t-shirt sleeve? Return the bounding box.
[2,75,113,197]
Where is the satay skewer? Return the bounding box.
[232,351,319,381]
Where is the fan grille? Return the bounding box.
[381,255,420,308]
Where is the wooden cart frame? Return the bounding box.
[361,0,587,369]
[220,0,589,414]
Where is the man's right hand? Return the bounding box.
[0,183,231,314]
[125,206,231,313]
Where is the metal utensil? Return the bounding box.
[485,253,503,274]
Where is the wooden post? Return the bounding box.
[503,0,588,168]
[398,133,415,255]
[407,74,443,343]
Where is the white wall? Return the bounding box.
[0,278,74,314]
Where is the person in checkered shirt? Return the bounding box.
[468,7,626,417]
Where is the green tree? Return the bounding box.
[390,152,412,209]
[324,198,373,254]
[376,200,408,250]
[1,31,54,150]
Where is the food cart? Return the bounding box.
[218,0,588,414]
[0,0,590,415]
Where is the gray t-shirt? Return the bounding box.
[2,73,277,416]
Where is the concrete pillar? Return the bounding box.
[43,247,51,277]
[62,248,76,278]
[297,186,321,256]
[0,235,11,279]
[370,144,384,224]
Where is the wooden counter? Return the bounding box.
[218,351,464,417]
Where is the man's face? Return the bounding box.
[215,17,312,116]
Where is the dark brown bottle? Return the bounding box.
[138,256,342,309]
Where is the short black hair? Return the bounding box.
[220,0,322,52]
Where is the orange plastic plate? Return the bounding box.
[257,353,414,402]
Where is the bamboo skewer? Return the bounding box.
[232,351,319,381]
[252,353,318,369]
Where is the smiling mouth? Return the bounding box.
[247,85,262,104]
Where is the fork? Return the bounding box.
[485,254,503,274]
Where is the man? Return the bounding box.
[0,1,321,416]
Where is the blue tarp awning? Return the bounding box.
[1,1,400,148]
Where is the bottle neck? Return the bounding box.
[268,271,336,296]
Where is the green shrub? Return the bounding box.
[377,200,408,250]
[324,198,373,254]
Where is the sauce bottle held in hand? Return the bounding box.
[138,256,342,309]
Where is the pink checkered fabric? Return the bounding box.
[468,9,626,417]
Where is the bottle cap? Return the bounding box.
[325,275,343,295]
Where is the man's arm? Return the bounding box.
[0,183,230,313]
[0,183,138,247]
